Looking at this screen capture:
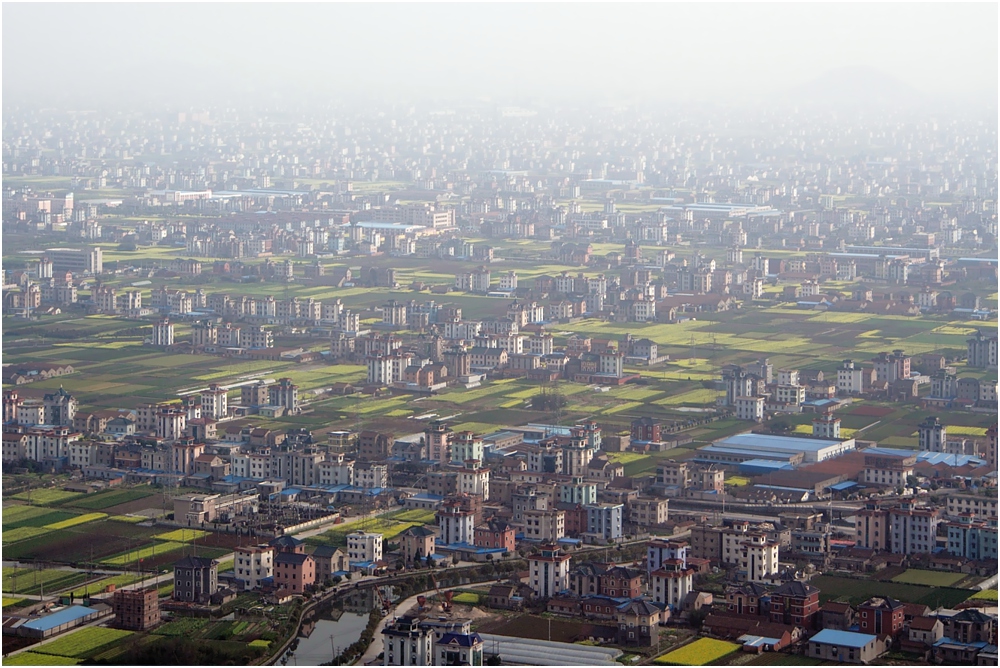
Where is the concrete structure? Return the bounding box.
[234,544,274,590]
[528,546,571,598]
[347,531,384,565]
[173,556,218,603]
[112,587,160,631]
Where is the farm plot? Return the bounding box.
[3,527,51,544]
[10,489,85,506]
[152,528,209,543]
[655,389,721,406]
[4,509,81,530]
[69,573,145,597]
[969,589,998,601]
[1,567,90,596]
[654,638,740,665]
[67,488,155,511]
[811,575,971,608]
[892,569,968,587]
[44,512,108,530]
[3,652,81,665]
[101,541,188,566]
[307,519,423,547]
[33,627,134,659]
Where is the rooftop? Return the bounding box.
[810,629,878,648]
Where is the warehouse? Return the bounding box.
[698,433,856,465]
[12,603,111,638]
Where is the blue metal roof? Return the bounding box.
[829,481,859,491]
[21,605,96,632]
[810,629,877,648]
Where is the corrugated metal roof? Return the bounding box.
[810,629,877,648]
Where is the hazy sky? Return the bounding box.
[3,3,997,109]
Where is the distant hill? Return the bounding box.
[781,66,932,111]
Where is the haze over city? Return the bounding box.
[3,3,998,110]
[1,3,997,668]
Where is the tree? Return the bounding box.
[452,553,460,566]
[426,554,434,568]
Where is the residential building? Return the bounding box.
[858,597,905,639]
[234,545,274,591]
[808,629,884,664]
[528,546,571,598]
[112,588,160,631]
[347,531,383,565]
[273,552,315,594]
[173,556,218,604]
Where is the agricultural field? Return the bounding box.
[969,589,998,601]
[10,489,85,506]
[2,567,91,596]
[32,627,134,659]
[68,573,146,597]
[306,518,423,548]
[66,488,156,511]
[44,512,108,530]
[3,652,81,665]
[654,638,740,665]
[891,569,968,587]
[152,528,209,543]
[810,575,972,608]
[101,540,188,566]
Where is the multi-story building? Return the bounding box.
[738,533,780,583]
[967,330,998,369]
[945,494,998,520]
[234,545,274,591]
[734,396,765,422]
[863,450,916,487]
[629,498,669,528]
[888,502,941,555]
[268,378,299,413]
[200,384,228,420]
[173,556,218,604]
[871,350,910,383]
[274,552,315,594]
[382,616,434,667]
[522,508,565,542]
[586,503,624,541]
[917,417,947,452]
[151,318,174,346]
[112,587,160,631]
[528,546,571,598]
[769,581,821,629]
[857,597,905,639]
[946,515,999,561]
[346,531,383,565]
[437,500,476,545]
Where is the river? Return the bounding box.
[282,610,370,666]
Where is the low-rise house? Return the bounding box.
[808,629,885,664]
[821,601,857,631]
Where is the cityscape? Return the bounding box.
[1,4,997,668]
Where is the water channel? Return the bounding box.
[281,586,397,666]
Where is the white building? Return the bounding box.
[837,360,865,395]
[739,533,780,583]
[734,396,765,421]
[200,384,228,420]
[437,503,475,545]
[151,319,174,346]
[234,545,274,590]
[347,531,383,565]
[528,546,571,598]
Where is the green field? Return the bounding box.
[3,652,82,665]
[67,488,155,511]
[100,540,188,566]
[152,528,209,543]
[969,589,998,601]
[2,567,91,596]
[33,627,134,659]
[10,489,85,506]
[891,569,967,587]
[68,573,146,597]
[811,575,972,607]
